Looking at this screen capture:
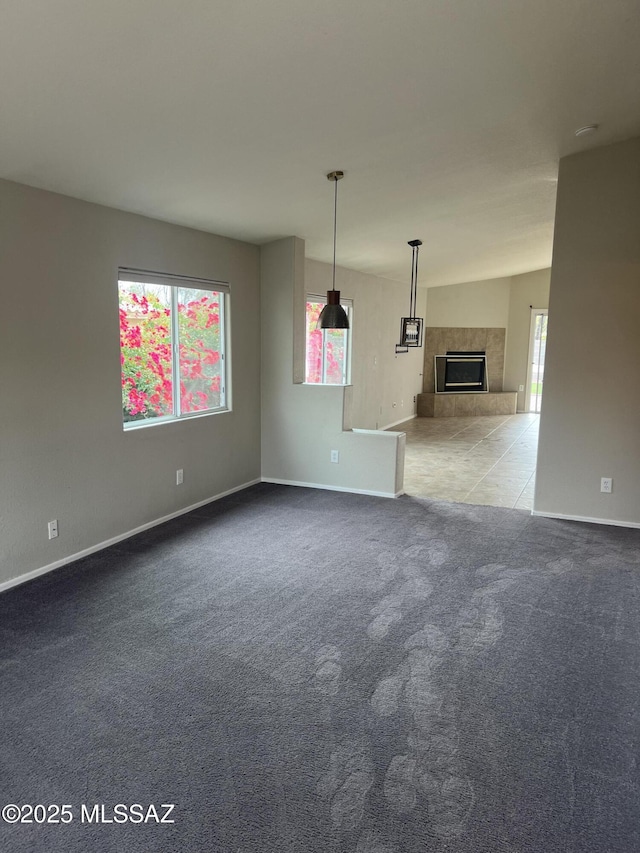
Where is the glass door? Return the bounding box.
[527,309,548,413]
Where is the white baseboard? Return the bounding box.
[382,414,417,430]
[531,509,640,529]
[0,478,262,595]
[261,477,402,499]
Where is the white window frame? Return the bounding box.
[305,294,352,385]
[118,267,230,429]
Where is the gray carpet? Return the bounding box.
[1,483,639,852]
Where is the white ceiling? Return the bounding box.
[1,0,639,286]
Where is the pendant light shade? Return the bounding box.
[319,288,350,329]
[318,170,350,330]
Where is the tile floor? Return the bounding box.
[400,413,539,510]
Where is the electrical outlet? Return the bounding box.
[48,519,58,540]
[176,468,184,485]
[330,450,339,464]
[600,477,612,493]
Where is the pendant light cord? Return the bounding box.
[410,243,419,318]
[332,176,338,292]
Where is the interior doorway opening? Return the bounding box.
[527,309,548,413]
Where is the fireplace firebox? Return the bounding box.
[435,351,489,393]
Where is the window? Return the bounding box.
[118,268,229,428]
[305,296,352,384]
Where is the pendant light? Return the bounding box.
[318,170,350,330]
[395,239,424,353]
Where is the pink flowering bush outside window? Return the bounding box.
[119,277,226,425]
[305,299,350,385]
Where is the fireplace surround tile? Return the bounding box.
[423,326,506,393]
[455,394,477,415]
[475,394,498,415]
[416,391,517,417]
[495,394,518,414]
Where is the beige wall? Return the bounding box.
[504,268,551,410]
[260,239,405,496]
[0,179,262,587]
[425,277,511,327]
[535,136,640,525]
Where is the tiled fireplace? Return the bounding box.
[417,327,517,417]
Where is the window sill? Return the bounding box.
[123,407,230,431]
[302,382,351,387]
